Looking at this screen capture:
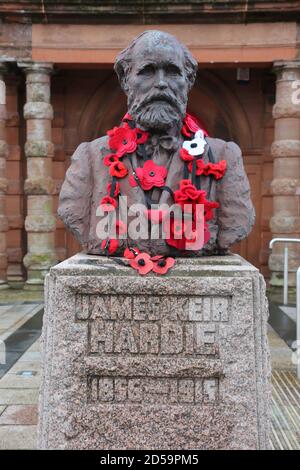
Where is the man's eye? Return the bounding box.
[166,65,181,75]
[138,65,155,76]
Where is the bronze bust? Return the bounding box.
[58,30,255,266]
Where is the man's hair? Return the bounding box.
[114,30,198,93]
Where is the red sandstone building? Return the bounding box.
[0,1,299,289]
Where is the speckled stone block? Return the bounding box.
[37,253,271,450]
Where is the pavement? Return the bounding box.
[0,296,299,450]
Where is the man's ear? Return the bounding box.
[114,61,130,94]
[121,75,129,94]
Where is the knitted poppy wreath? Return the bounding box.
[100,112,227,275]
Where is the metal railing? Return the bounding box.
[269,238,300,378]
[269,238,300,305]
[296,267,300,379]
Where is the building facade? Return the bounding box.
[0,1,299,289]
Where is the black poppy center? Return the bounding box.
[158,259,166,267]
[123,139,128,145]
[138,259,146,266]
[149,171,155,177]
[191,143,198,148]
[109,157,115,162]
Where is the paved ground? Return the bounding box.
[0,301,299,449]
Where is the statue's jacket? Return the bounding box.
[58,134,255,257]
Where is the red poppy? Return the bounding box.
[136,128,149,144]
[164,217,187,251]
[99,196,117,212]
[130,252,153,275]
[129,160,167,190]
[180,148,194,162]
[124,247,140,259]
[101,238,119,254]
[197,190,209,205]
[122,112,132,122]
[165,216,210,251]
[116,220,127,236]
[107,123,137,157]
[144,208,168,224]
[110,161,128,178]
[107,181,120,197]
[188,159,206,176]
[180,179,193,188]
[174,180,206,207]
[151,255,164,261]
[182,113,209,138]
[103,154,120,166]
[203,160,227,180]
[204,200,219,221]
[152,257,175,274]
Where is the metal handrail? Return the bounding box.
[296,267,300,378]
[269,238,300,305]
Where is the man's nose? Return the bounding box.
[155,70,168,90]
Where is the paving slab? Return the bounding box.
[0,372,40,389]
[0,405,38,425]
[7,360,41,376]
[17,351,41,362]
[0,425,37,450]
[0,388,39,405]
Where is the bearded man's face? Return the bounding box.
[126,37,189,132]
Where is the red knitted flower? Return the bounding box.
[122,112,132,122]
[180,148,194,162]
[174,180,207,207]
[188,159,206,176]
[182,113,209,138]
[151,255,164,261]
[101,238,119,254]
[116,220,127,236]
[129,160,167,190]
[130,252,153,275]
[152,257,175,274]
[165,216,210,251]
[108,123,138,157]
[110,161,128,178]
[103,154,120,166]
[136,128,149,144]
[204,200,220,221]
[107,182,120,197]
[203,160,227,180]
[100,196,117,212]
[124,247,140,259]
[144,208,168,224]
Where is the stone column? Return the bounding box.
[19,62,57,290]
[0,64,9,289]
[269,61,300,287]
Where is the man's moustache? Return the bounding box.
[141,94,180,109]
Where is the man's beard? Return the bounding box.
[128,92,186,132]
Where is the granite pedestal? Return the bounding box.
[37,253,271,449]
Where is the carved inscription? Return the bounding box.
[75,295,231,357]
[76,294,229,406]
[87,376,219,405]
